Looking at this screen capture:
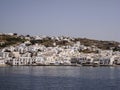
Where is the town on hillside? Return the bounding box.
[0,33,120,66]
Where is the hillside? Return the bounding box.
[0,34,120,51]
[0,34,26,48]
[73,38,120,50]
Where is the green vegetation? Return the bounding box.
[30,37,71,47]
[0,34,120,51]
[0,34,26,48]
[73,38,120,51]
[30,37,54,47]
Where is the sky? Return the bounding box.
[0,0,120,41]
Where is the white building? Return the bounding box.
[0,59,5,66]
[35,57,45,65]
[99,56,115,65]
[0,52,9,58]
[10,57,34,66]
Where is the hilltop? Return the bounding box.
[0,33,120,51]
[0,33,26,48]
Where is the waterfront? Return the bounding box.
[0,66,120,90]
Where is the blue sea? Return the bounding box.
[0,66,120,90]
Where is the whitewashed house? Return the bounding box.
[99,56,115,65]
[35,57,45,65]
[10,57,33,66]
[0,52,9,58]
[0,59,5,66]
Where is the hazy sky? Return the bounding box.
[0,0,120,41]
